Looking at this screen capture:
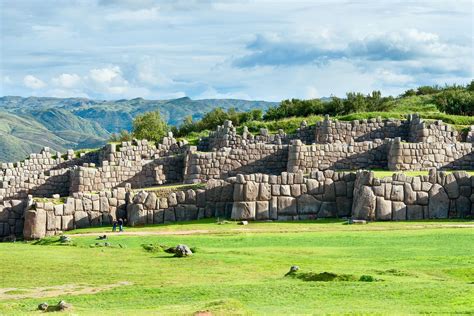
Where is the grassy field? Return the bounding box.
[0,220,473,315]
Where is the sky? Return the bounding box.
[0,0,472,101]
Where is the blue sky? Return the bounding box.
[0,0,472,101]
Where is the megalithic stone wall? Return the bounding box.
[21,170,474,240]
[287,139,390,173]
[388,138,474,171]
[352,169,474,220]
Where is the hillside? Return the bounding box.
[0,96,276,162]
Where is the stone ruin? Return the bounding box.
[0,114,472,240]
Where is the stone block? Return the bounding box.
[244,182,259,201]
[144,192,157,210]
[392,201,406,220]
[277,196,297,215]
[256,201,269,220]
[23,209,47,240]
[297,194,321,215]
[407,205,423,220]
[231,202,256,220]
[376,197,391,220]
[127,204,146,226]
[390,185,404,202]
[258,183,271,201]
[164,208,176,222]
[428,184,449,219]
[74,211,90,228]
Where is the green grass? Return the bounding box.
[372,170,474,179]
[0,220,473,315]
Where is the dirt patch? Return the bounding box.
[0,281,132,300]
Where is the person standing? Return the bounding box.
[112,220,117,232]
[118,218,124,232]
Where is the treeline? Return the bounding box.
[110,81,473,143]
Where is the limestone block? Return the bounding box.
[375,197,391,220]
[164,208,176,222]
[407,205,423,220]
[280,185,291,196]
[54,204,64,216]
[176,191,186,204]
[133,191,148,204]
[352,185,376,220]
[100,197,109,213]
[61,215,74,231]
[175,204,199,221]
[231,202,256,220]
[270,197,278,220]
[404,183,416,205]
[428,184,449,219]
[392,201,406,220]
[445,174,460,199]
[297,194,321,215]
[417,191,429,205]
[277,196,297,215]
[256,201,269,220]
[185,189,197,204]
[258,183,271,201]
[233,184,244,202]
[64,197,75,215]
[23,209,47,240]
[127,203,146,226]
[46,212,61,231]
[336,197,352,217]
[456,196,471,217]
[153,209,164,224]
[168,193,177,206]
[74,211,90,228]
[244,182,259,201]
[144,192,157,210]
[390,185,404,202]
[319,202,336,218]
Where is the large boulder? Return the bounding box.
[23,209,47,240]
[127,204,147,226]
[352,185,376,220]
[231,202,256,220]
[428,184,449,218]
[375,197,391,220]
[297,194,321,215]
[174,244,193,257]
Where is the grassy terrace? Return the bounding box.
[0,220,473,315]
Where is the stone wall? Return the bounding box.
[408,115,458,143]
[0,199,27,238]
[388,138,474,171]
[352,170,473,220]
[314,115,410,144]
[23,187,128,239]
[0,147,98,200]
[230,171,356,221]
[184,144,288,183]
[287,139,389,173]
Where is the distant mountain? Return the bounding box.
[0,96,277,162]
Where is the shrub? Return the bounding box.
[432,90,474,116]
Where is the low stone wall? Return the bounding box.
[230,171,356,221]
[352,170,473,220]
[23,187,128,239]
[287,139,389,173]
[0,199,27,238]
[184,144,288,183]
[0,148,98,200]
[388,138,474,171]
[126,179,233,226]
[314,116,410,144]
[408,115,458,143]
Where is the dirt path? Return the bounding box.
[67,223,474,238]
[0,281,132,300]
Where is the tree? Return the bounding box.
[132,110,168,142]
[432,90,474,116]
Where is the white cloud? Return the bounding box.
[105,7,159,22]
[23,75,46,89]
[51,73,81,88]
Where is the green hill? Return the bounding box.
[0,96,276,162]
